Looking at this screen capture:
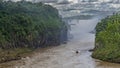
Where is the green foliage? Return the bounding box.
[92,13,120,63]
[0,1,68,63]
[0,1,68,49]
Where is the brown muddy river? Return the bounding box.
[1,17,120,68]
[1,0,120,68]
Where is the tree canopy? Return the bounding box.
[92,13,120,63]
[0,1,68,49]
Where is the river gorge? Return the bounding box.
[1,0,120,68]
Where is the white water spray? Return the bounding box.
[68,0,78,3]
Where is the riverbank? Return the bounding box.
[0,48,33,63]
[0,1,67,63]
[6,16,98,68]
[92,13,120,63]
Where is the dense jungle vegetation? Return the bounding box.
[92,13,120,63]
[0,0,68,63]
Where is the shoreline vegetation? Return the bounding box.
[92,13,120,63]
[0,0,68,63]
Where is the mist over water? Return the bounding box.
[33,0,118,20]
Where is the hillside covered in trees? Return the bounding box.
[92,13,120,63]
[0,0,68,63]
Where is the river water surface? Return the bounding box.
[1,0,120,68]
